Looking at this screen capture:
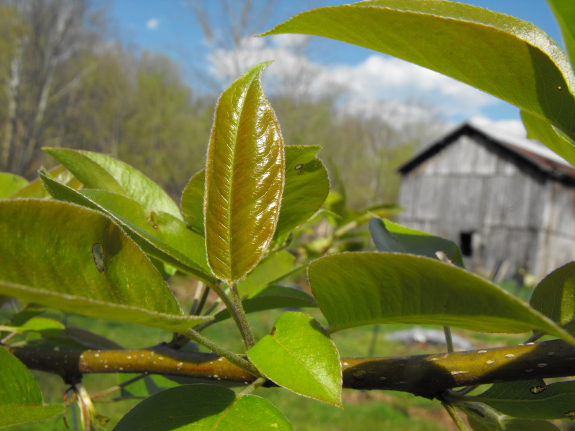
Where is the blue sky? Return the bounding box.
[109,1,566,136]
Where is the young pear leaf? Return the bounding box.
[308,252,575,344]
[0,347,64,428]
[248,312,342,407]
[44,148,183,220]
[262,0,575,142]
[274,145,330,241]
[0,199,210,333]
[369,218,464,267]
[39,171,216,286]
[181,169,206,236]
[205,62,284,283]
[113,384,293,430]
[0,173,28,199]
[10,165,82,199]
[237,250,300,296]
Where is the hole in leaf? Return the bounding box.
[295,164,304,175]
[92,243,105,273]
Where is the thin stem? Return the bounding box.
[449,385,479,397]
[238,376,266,397]
[189,282,209,316]
[444,326,454,353]
[91,374,147,400]
[524,330,545,344]
[442,401,468,431]
[229,282,255,349]
[93,395,147,403]
[186,328,260,377]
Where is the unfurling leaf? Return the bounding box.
[205,62,284,283]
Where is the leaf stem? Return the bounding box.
[189,281,210,316]
[185,328,260,376]
[229,282,255,349]
[441,401,468,431]
[444,326,454,353]
[238,376,267,397]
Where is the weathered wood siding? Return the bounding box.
[396,133,574,279]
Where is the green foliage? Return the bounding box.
[4,1,575,430]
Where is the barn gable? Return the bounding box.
[396,122,575,280]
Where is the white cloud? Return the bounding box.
[206,36,507,124]
[146,18,159,30]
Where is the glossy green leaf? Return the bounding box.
[369,218,464,267]
[212,285,317,324]
[248,312,342,407]
[44,148,183,220]
[181,169,205,236]
[263,0,575,140]
[0,347,64,428]
[237,250,300,296]
[81,189,209,273]
[0,199,210,333]
[11,165,81,198]
[521,110,575,167]
[547,0,575,66]
[0,173,28,199]
[471,380,575,420]
[0,317,65,337]
[205,62,285,283]
[274,145,329,241]
[308,253,575,343]
[39,171,216,286]
[460,402,559,431]
[530,261,575,332]
[113,384,292,431]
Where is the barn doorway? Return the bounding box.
[460,231,474,257]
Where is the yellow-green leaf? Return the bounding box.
[181,169,205,236]
[0,199,210,333]
[205,62,284,283]
[262,0,575,140]
[0,173,28,199]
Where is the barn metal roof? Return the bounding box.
[398,121,575,179]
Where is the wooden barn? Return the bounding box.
[396,121,575,280]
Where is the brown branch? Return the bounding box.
[5,339,575,399]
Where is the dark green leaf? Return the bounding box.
[530,261,575,332]
[0,347,64,428]
[113,384,292,430]
[0,199,210,333]
[274,145,329,241]
[44,148,183,220]
[308,252,575,343]
[248,312,342,407]
[262,0,575,141]
[460,402,560,431]
[212,286,317,324]
[39,171,216,286]
[369,218,464,267]
[472,380,575,420]
[205,62,285,283]
[0,173,28,199]
[521,110,575,167]
[181,169,205,236]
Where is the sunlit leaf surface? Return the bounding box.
[262,0,575,141]
[308,252,575,343]
[44,148,183,220]
[205,62,284,283]
[0,173,28,199]
[181,169,206,236]
[0,199,209,333]
[248,312,342,407]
